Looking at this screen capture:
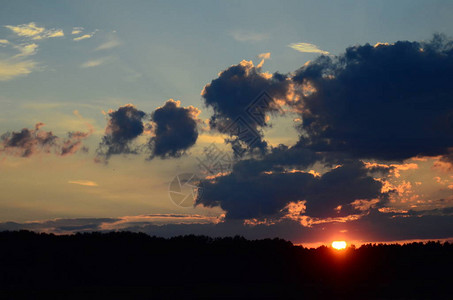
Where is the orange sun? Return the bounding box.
[331,241,347,250]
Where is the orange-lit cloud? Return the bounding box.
[68,180,98,187]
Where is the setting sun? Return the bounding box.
[332,241,347,250]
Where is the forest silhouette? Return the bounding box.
[0,230,450,298]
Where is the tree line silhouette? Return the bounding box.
[0,230,450,298]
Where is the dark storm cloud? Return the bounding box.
[96,104,147,160]
[0,123,90,157]
[196,160,387,220]
[201,60,291,154]
[292,34,453,162]
[148,99,200,159]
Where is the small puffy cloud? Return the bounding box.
[230,30,269,42]
[0,39,9,45]
[96,100,202,162]
[5,22,64,40]
[96,104,147,160]
[68,180,98,187]
[148,99,200,159]
[0,59,36,81]
[288,42,329,55]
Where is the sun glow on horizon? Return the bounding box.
[331,241,347,250]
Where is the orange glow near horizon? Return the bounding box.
[331,241,347,250]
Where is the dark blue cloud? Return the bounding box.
[96,100,201,161]
[293,34,453,162]
[197,160,387,219]
[202,60,291,155]
[97,104,147,160]
[148,99,200,159]
[197,34,453,224]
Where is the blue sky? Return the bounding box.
[2,0,453,111]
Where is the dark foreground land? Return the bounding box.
[0,231,451,299]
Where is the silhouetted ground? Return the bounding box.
[0,231,451,299]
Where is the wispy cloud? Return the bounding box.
[288,42,329,55]
[73,29,97,41]
[14,43,39,57]
[95,34,121,51]
[257,52,271,68]
[74,34,93,41]
[68,180,98,187]
[71,27,84,35]
[46,30,64,38]
[258,52,271,59]
[230,30,269,42]
[81,57,109,68]
[0,22,65,80]
[5,22,64,40]
[0,39,39,80]
[0,59,36,81]
[5,22,44,38]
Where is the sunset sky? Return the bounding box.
[0,0,452,245]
